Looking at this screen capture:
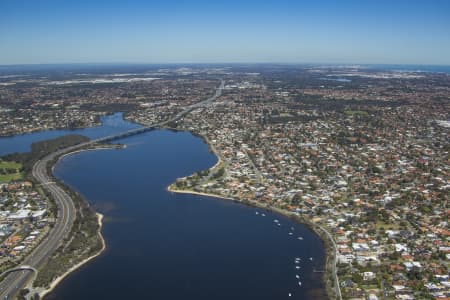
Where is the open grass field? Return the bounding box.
[0,160,23,183]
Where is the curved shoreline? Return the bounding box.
[166,127,339,298]
[38,213,106,299]
[167,185,340,300]
[33,145,117,298]
[30,128,338,299]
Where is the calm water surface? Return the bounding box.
[0,114,326,299]
[49,130,326,300]
[0,112,139,156]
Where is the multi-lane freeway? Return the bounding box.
[0,79,223,299]
[0,151,77,299]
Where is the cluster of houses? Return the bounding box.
[0,107,102,137]
[0,181,50,268]
[175,77,449,299]
[0,72,218,137]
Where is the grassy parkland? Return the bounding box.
[0,160,24,183]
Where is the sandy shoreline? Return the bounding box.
[167,185,234,201]
[166,128,340,299]
[37,213,106,299]
[34,145,116,298]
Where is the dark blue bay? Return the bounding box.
[47,130,326,300]
[0,115,326,299]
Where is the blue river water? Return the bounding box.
[0,113,140,156]
[0,114,326,299]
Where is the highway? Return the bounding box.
[0,153,77,299]
[0,79,223,299]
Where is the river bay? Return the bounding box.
[1,114,326,299]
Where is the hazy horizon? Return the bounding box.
[1,62,450,69]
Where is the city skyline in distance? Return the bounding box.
[1,0,450,66]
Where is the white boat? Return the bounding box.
[289,232,293,235]
[296,275,300,279]
[274,219,279,223]
[288,293,292,297]
[297,237,303,240]
[295,266,300,269]
[309,257,313,261]
[298,281,302,286]
[255,211,259,215]
[261,213,266,217]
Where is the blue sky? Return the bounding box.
[1,0,449,65]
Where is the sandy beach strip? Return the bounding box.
[38,213,106,299]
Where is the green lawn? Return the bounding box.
[0,160,23,183]
[0,161,22,169]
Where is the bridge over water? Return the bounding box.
[91,79,224,144]
[94,126,156,143]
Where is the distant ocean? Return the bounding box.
[367,64,450,74]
